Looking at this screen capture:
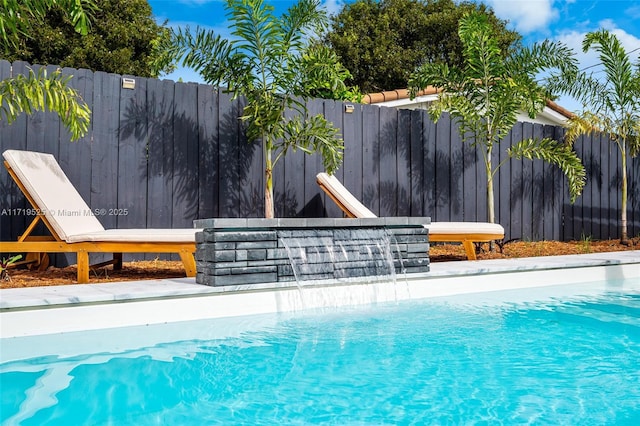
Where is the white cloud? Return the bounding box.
[625,4,640,19]
[486,0,558,34]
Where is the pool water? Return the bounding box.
[2,279,639,425]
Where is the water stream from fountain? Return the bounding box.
[279,229,399,308]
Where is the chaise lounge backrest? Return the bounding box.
[316,172,377,219]
[3,150,105,241]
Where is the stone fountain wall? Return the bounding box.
[193,218,430,287]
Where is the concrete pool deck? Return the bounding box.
[1,251,639,338]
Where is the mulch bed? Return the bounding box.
[2,238,637,289]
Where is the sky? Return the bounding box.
[147,0,640,113]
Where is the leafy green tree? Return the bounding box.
[162,0,351,218]
[0,0,92,139]
[548,30,640,244]
[1,0,93,47]
[3,0,172,77]
[326,0,520,93]
[408,11,585,227]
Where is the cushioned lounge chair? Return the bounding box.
[316,172,504,260]
[2,149,199,283]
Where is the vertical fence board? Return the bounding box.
[592,133,605,239]
[541,126,556,240]
[91,72,120,230]
[236,97,261,219]
[608,135,620,240]
[569,135,586,240]
[198,85,219,220]
[396,109,411,216]
[585,134,597,239]
[47,65,66,158]
[283,134,305,217]
[342,103,363,217]
[530,124,545,240]
[598,133,610,239]
[322,100,344,218]
[434,115,452,222]
[449,118,463,222]
[361,104,380,215]
[146,78,175,230]
[422,114,437,217]
[379,106,397,216]
[117,74,148,254]
[461,131,476,222]
[25,64,47,155]
[172,82,200,226]
[520,123,534,240]
[301,100,326,216]
[275,103,295,218]
[217,91,239,217]
[496,132,515,236]
[509,124,523,240]
[409,109,424,217]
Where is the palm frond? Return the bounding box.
[508,138,586,203]
[279,114,343,173]
[279,0,326,52]
[563,113,602,145]
[545,71,608,111]
[583,30,636,109]
[0,67,90,140]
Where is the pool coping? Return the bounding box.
[1,250,639,311]
[1,251,638,338]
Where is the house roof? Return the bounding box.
[362,86,574,121]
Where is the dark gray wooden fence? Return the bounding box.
[1,60,639,262]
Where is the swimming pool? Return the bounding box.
[2,277,639,425]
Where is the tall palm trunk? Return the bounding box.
[486,145,495,224]
[619,139,628,245]
[264,138,275,219]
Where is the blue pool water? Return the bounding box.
[1,279,639,425]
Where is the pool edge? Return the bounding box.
[1,251,639,338]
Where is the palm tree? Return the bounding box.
[162,0,351,218]
[409,11,585,226]
[0,0,93,140]
[548,30,640,245]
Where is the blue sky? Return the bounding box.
[148,0,640,112]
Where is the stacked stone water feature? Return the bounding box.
[193,218,430,287]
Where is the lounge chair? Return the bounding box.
[2,149,199,283]
[316,172,504,260]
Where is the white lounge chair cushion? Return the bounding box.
[427,222,504,236]
[3,150,105,241]
[316,172,376,218]
[66,228,202,243]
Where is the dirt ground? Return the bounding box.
[2,238,638,289]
